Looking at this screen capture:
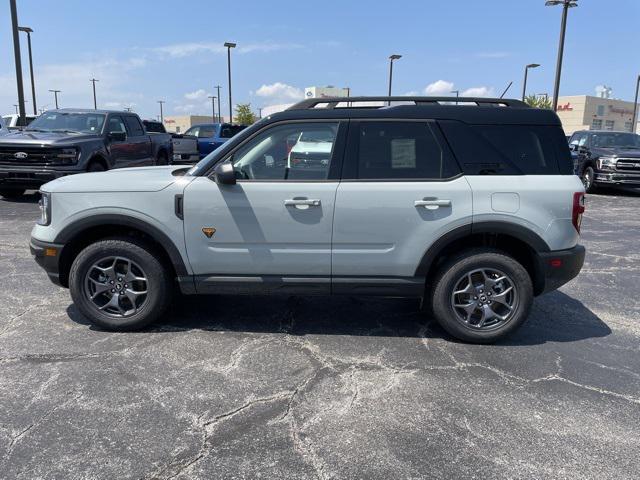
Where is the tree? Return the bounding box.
[524,94,552,110]
[234,103,257,124]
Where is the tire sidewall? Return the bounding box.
[582,166,595,193]
[69,239,170,330]
[432,250,533,343]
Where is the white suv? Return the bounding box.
[29,97,585,343]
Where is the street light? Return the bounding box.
[214,85,222,122]
[18,26,37,115]
[49,89,61,109]
[451,90,459,105]
[522,63,541,101]
[90,78,99,109]
[208,96,216,123]
[546,0,578,111]
[224,42,236,123]
[258,107,263,119]
[387,54,402,104]
[157,100,165,123]
[13,104,18,114]
[9,0,26,124]
[632,74,640,133]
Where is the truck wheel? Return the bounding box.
[69,237,173,331]
[430,248,533,344]
[581,166,596,193]
[87,162,106,172]
[156,151,168,166]
[0,188,25,199]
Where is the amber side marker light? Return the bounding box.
[44,248,58,257]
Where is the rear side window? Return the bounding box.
[355,121,460,180]
[124,116,144,136]
[439,121,572,175]
[144,121,165,133]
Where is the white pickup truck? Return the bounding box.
[143,120,199,164]
[2,113,38,131]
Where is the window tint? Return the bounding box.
[107,116,126,134]
[440,121,572,175]
[143,121,165,133]
[220,125,234,138]
[124,116,144,136]
[355,122,459,180]
[231,122,338,180]
[197,126,216,138]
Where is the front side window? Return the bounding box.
[356,121,459,179]
[230,122,338,180]
[107,116,126,134]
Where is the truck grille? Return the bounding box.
[0,146,69,167]
[616,158,640,171]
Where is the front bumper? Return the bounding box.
[537,245,585,294]
[594,171,640,187]
[0,167,82,189]
[30,237,65,287]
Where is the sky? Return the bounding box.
[1,0,638,119]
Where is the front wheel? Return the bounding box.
[69,238,173,331]
[0,188,25,199]
[430,248,533,344]
[581,166,597,193]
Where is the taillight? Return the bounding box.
[572,192,585,233]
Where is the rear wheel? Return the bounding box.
[0,188,25,199]
[430,248,533,343]
[69,238,173,331]
[581,165,596,193]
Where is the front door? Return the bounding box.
[182,120,346,293]
[105,115,130,168]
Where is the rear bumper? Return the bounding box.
[595,171,640,187]
[536,245,585,294]
[172,152,200,164]
[29,237,65,287]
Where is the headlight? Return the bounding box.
[597,156,616,171]
[55,148,79,164]
[38,192,51,226]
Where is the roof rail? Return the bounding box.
[287,96,529,110]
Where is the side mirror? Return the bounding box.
[109,131,127,141]
[213,161,236,185]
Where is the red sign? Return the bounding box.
[556,103,573,111]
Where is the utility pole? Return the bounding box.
[214,85,222,122]
[9,0,26,124]
[90,78,99,109]
[49,89,61,108]
[157,100,165,123]
[208,96,216,123]
[18,27,37,115]
[632,74,640,133]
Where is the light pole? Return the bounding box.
[13,104,19,114]
[214,85,222,122]
[258,107,263,119]
[632,74,640,133]
[157,100,165,123]
[546,0,578,111]
[90,78,99,109]
[451,90,459,104]
[208,96,216,123]
[224,42,236,123]
[18,26,37,115]
[387,54,402,104]
[9,0,26,124]
[49,89,61,108]
[522,63,541,101]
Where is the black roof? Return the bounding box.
[50,108,134,115]
[264,96,561,126]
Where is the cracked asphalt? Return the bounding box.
[1,189,639,480]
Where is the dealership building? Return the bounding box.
[162,115,223,134]
[555,95,639,135]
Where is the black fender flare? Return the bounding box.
[54,213,189,276]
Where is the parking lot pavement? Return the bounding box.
[0,191,639,480]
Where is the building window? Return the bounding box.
[604,120,615,131]
[624,121,633,131]
[591,119,603,130]
[596,105,605,116]
[176,126,181,133]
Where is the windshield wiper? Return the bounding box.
[51,129,82,134]
[24,128,48,132]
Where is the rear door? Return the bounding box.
[124,115,153,165]
[331,120,473,291]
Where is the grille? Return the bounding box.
[616,158,640,171]
[0,146,71,167]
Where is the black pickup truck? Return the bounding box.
[0,109,172,198]
[569,130,640,192]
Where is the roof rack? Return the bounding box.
[288,96,529,110]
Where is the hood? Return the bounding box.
[0,130,99,146]
[42,166,190,193]
[592,146,640,158]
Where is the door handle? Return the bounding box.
[414,199,451,209]
[284,198,321,209]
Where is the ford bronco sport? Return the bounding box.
[29,97,586,343]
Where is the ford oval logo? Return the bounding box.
[14,151,28,159]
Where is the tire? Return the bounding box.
[156,151,168,166]
[87,161,106,172]
[430,248,533,344]
[69,237,173,331]
[0,188,25,199]
[581,165,597,193]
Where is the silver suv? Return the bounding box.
[29,97,586,343]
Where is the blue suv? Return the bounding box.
[184,123,246,158]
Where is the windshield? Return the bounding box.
[590,132,640,149]
[26,112,105,134]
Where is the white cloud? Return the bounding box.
[423,80,455,96]
[461,86,495,97]
[255,82,304,103]
[475,52,510,59]
[184,89,210,101]
[174,103,197,113]
[153,41,302,58]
